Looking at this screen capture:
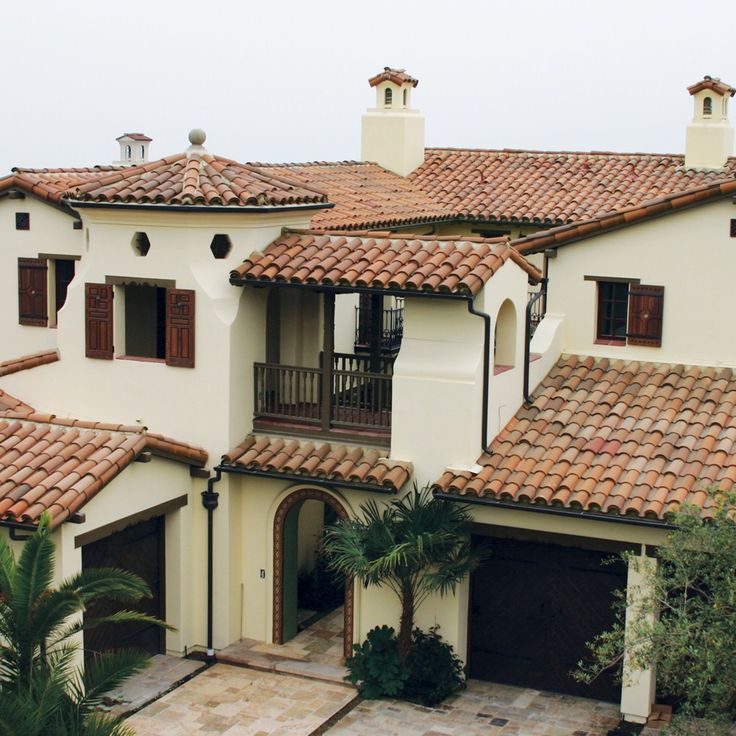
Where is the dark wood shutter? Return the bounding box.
[18,258,48,326]
[165,289,195,368]
[85,283,114,359]
[627,284,664,347]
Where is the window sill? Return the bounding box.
[116,355,166,363]
[494,364,514,375]
[594,339,626,346]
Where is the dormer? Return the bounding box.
[684,76,735,170]
[361,67,425,177]
[114,133,152,166]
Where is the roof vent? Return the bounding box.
[684,75,735,170]
[115,133,152,167]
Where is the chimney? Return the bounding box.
[361,67,425,177]
[114,133,152,166]
[684,76,735,170]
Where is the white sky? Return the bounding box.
[2,0,735,174]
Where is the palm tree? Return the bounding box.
[323,484,481,662]
[0,514,171,736]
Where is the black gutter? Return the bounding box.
[465,297,492,453]
[65,201,334,214]
[216,464,397,495]
[433,491,675,530]
[232,279,472,301]
[0,518,38,532]
[524,278,548,404]
[200,469,222,659]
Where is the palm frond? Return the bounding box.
[76,649,150,711]
[61,567,152,604]
[0,533,16,598]
[82,713,136,736]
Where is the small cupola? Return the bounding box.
[684,76,735,170]
[361,67,425,177]
[114,133,152,166]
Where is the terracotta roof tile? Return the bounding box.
[687,75,736,97]
[368,67,419,88]
[433,356,736,522]
[0,405,207,528]
[222,434,412,493]
[411,148,736,227]
[0,167,121,205]
[250,161,453,230]
[64,153,329,208]
[231,229,540,295]
[0,350,59,378]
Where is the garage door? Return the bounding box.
[469,536,626,702]
[82,516,165,658]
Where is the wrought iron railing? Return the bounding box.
[528,289,545,336]
[354,300,404,353]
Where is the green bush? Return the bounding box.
[345,625,406,698]
[346,624,465,706]
[403,626,466,706]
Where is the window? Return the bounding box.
[730,219,736,238]
[85,281,195,367]
[140,145,145,158]
[17,257,76,327]
[384,87,392,106]
[402,89,408,106]
[15,212,30,230]
[125,145,132,159]
[595,280,664,347]
[703,96,713,116]
[494,299,517,372]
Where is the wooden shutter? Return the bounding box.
[627,284,664,347]
[85,283,114,359]
[18,257,48,326]
[165,289,195,368]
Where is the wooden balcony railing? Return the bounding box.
[254,361,392,433]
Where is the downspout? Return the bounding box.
[466,297,492,453]
[524,278,548,404]
[201,468,222,659]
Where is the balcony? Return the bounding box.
[253,352,394,443]
[354,297,404,353]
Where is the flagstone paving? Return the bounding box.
[125,663,357,736]
[325,680,623,736]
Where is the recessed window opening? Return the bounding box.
[597,282,628,340]
[125,144,132,159]
[384,87,393,106]
[132,232,151,256]
[494,299,517,369]
[54,259,75,315]
[731,219,736,238]
[402,89,408,106]
[210,233,232,259]
[125,284,166,359]
[140,145,145,158]
[703,96,713,116]
[15,212,30,230]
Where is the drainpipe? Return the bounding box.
[466,297,492,453]
[524,278,548,404]
[201,468,222,659]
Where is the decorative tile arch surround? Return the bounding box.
[271,487,354,658]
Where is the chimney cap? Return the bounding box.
[116,132,153,142]
[687,76,736,98]
[368,67,419,88]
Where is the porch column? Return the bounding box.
[620,549,657,724]
[369,294,383,373]
[321,292,335,432]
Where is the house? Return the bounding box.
[0,68,734,726]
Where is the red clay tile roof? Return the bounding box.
[433,355,736,522]
[64,153,330,208]
[117,133,152,142]
[250,161,454,230]
[0,350,60,378]
[0,167,121,205]
[0,390,32,415]
[410,148,736,226]
[0,408,207,528]
[222,434,412,492]
[231,230,540,295]
[368,67,418,88]
[515,178,736,255]
[687,76,736,97]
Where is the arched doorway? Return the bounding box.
[272,488,353,659]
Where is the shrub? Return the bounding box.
[403,626,466,706]
[345,625,406,699]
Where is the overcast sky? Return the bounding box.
[2,0,735,174]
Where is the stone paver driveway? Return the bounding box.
[126,663,356,736]
[325,680,622,736]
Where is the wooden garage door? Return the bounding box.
[469,536,626,702]
[82,516,165,658]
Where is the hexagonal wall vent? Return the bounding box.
[131,232,151,257]
[210,234,232,259]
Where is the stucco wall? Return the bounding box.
[547,199,736,367]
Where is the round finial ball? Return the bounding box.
[188,128,206,146]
